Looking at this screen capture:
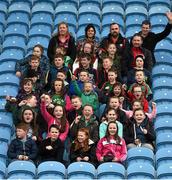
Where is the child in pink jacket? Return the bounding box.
[96,121,127,163]
[40,94,69,142]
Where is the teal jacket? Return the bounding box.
[99,120,123,139]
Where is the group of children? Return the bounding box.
[5,24,157,166]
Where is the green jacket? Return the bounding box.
[72,80,99,111]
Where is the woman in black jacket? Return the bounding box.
[47,22,76,64]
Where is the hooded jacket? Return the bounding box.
[70,115,99,143]
[123,117,156,145]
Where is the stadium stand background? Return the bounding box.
[0,0,172,179]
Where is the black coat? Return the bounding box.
[139,23,172,64]
[8,138,38,160]
[47,33,76,63]
[123,118,156,145]
[39,137,64,162]
[99,33,130,76]
[70,140,97,164]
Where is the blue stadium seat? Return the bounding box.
[10,0,32,7]
[6,12,30,30]
[0,2,8,16]
[152,63,172,78]
[154,89,172,103]
[32,2,54,16]
[8,2,31,17]
[156,148,172,168]
[154,51,172,64]
[56,0,78,9]
[156,132,172,150]
[102,14,124,32]
[149,6,170,16]
[155,116,172,134]
[102,0,125,9]
[27,37,49,53]
[30,13,53,28]
[77,26,100,41]
[0,73,19,86]
[0,141,8,164]
[67,162,96,179]
[0,49,24,63]
[157,163,172,179]
[153,76,172,90]
[0,60,16,74]
[79,4,101,17]
[102,5,124,19]
[150,15,168,28]
[0,85,18,98]
[0,112,13,128]
[102,6,124,31]
[0,161,6,179]
[156,102,172,117]
[33,0,56,8]
[78,14,101,31]
[127,147,154,167]
[7,160,36,179]
[127,162,155,179]
[79,0,101,8]
[97,162,125,179]
[29,25,52,39]
[148,0,171,9]
[55,4,77,19]
[37,161,66,179]
[125,0,148,8]
[2,36,26,54]
[54,14,77,32]
[4,24,28,40]
[125,6,148,19]
[0,12,6,28]
[0,126,11,143]
[155,40,172,54]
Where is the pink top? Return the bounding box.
[96,137,127,162]
[40,101,69,142]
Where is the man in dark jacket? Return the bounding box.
[47,21,76,63]
[99,23,130,77]
[138,12,172,65]
[128,33,153,72]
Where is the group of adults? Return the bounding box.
[47,11,172,75]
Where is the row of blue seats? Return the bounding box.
[1,0,172,10]
[0,159,172,179]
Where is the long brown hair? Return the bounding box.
[53,104,67,133]
[21,107,38,137]
[74,128,90,152]
[105,121,121,144]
